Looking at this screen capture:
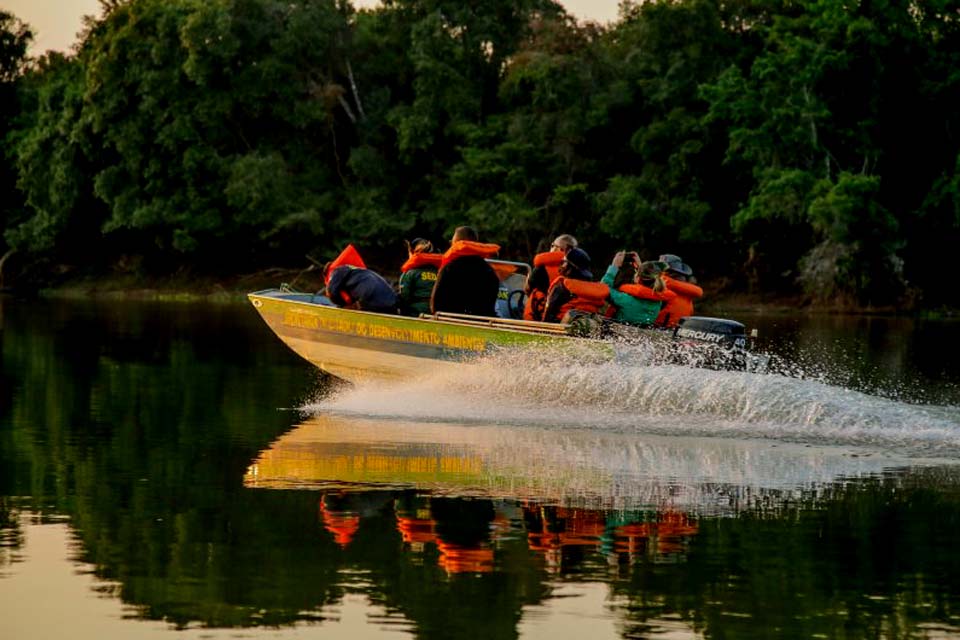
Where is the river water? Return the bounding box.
[2,298,960,639]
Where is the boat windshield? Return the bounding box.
[488,260,530,320]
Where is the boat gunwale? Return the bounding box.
[247,289,572,339]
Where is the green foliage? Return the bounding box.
[799,172,902,304]
[3,0,960,306]
[0,11,33,255]
[7,53,94,255]
[0,10,31,83]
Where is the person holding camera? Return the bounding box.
[601,251,676,327]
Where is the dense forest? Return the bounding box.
[1,0,959,308]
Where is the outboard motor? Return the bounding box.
[670,316,765,371]
[673,316,747,350]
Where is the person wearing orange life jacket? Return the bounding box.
[323,244,398,313]
[655,253,703,327]
[398,238,442,316]
[430,226,501,317]
[601,252,677,326]
[523,266,551,321]
[524,234,577,321]
[542,248,610,323]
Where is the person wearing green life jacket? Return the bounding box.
[398,238,443,316]
[601,251,676,326]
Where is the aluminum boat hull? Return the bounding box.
[248,289,576,382]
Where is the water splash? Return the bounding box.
[303,346,960,459]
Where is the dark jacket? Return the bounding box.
[327,265,398,313]
[430,255,500,317]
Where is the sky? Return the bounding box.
[3,0,622,55]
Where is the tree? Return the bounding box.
[702,0,924,304]
[7,53,97,261]
[0,10,33,264]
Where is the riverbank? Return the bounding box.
[4,268,956,318]
[3,267,312,303]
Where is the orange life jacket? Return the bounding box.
[523,288,547,321]
[556,278,610,319]
[440,240,500,268]
[320,503,360,547]
[618,283,677,302]
[656,276,703,327]
[604,283,676,318]
[324,244,366,285]
[533,251,564,284]
[400,252,443,273]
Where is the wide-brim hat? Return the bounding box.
[658,253,693,277]
[563,247,593,279]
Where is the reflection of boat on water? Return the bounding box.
[244,414,946,576]
[244,414,921,513]
[247,266,760,383]
[241,416,715,573]
[315,489,697,574]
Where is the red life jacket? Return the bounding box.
[440,240,500,268]
[324,244,367,306]
[400,252,443,273]
[556,278,610,319]
[656,276,703,327]
[523,288,547,321]
[533,251,564,284]
[324,244,366,285]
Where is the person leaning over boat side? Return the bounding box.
[325,263,399,314]
[524,233,578,321]
[602,252,677,326]
[655,253,703,327]
[398,238,442,316]
[542,248,609,323]
[430,225,501,317]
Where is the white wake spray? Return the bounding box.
[304,345,960,458]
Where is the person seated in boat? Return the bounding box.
[655,253,703,327]
[542,248,609,323]
[601,252,677,327]
[398,238,442,316]
[523,264,551,321]
[430,226,501,317]
[524,233,578,321]
[324,262,398,313]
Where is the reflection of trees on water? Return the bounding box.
[0,497,24,574]
[612,472,960,640]
[4,300,960,638]
[46,474,960,638]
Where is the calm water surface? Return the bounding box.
[2,298,960,639]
